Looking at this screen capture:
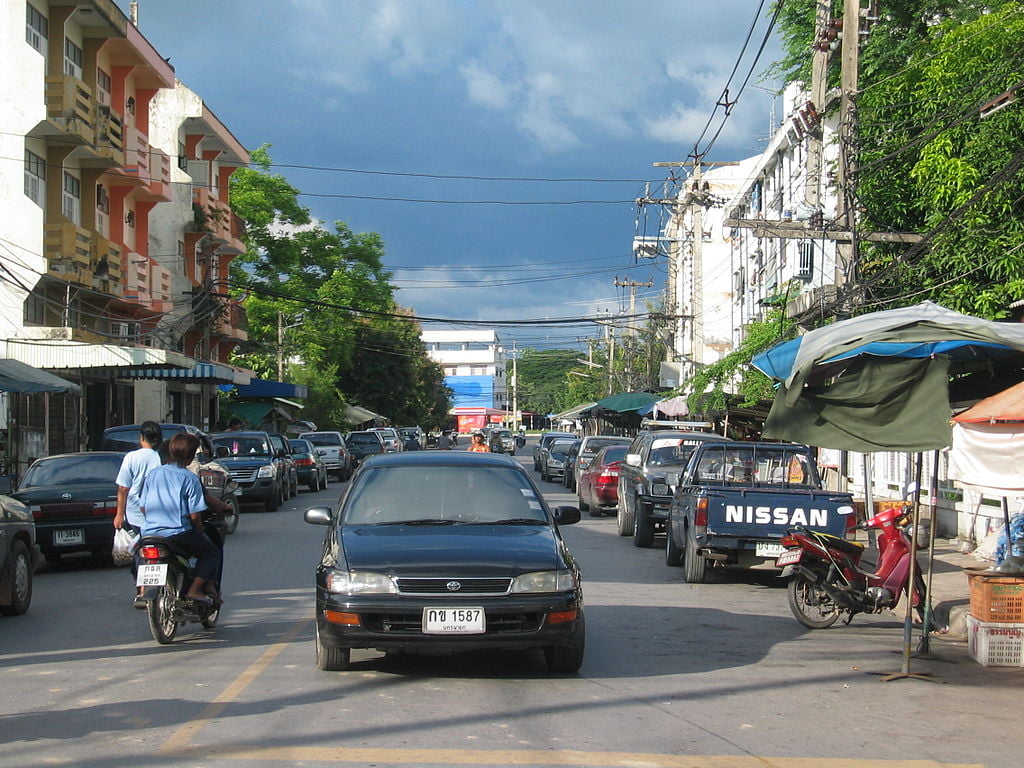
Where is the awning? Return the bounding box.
[594,391,661,413]
[123,361,247,384]
[343,404,387,425]
[4,339,196,371]
[0,359,81,395]
[552,401,598,420]
[223,401,296,427]
[232,378,308,399]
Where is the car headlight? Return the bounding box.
[326,570,397,595]
[651,483,669,496]
[547,458,564,467]
[257,464,275,478]
[510,570,576,593]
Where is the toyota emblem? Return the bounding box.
[61,492,72,500]
[446,581,462,592]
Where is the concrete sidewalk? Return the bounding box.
[919,539,988,639]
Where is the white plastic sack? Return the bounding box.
[112,527,138,567]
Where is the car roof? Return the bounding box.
[211,430,269,438]
[361,452,522,469]
[34,451,125,460]
[641,430,731,441]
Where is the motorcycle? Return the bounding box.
[776,503,928,629]
[136,521,223,644]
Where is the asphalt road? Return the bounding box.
[1,443,1019,768]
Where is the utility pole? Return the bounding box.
[803,0,833,214]
[277,311,285,381]
[613,277,654,335]
[510,341,518,432]
[835,0,862,296]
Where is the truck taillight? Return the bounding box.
[695,497,708,527]
[845,514,859,534]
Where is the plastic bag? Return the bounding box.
[112,527,138,567]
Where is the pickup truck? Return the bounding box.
[663,441,854,583]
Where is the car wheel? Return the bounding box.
[665,520,685,566]
[578,492,592,515]
[315,623,351,671]
[265,487,281,512]
[222,500,239,535]
[544,614,585,674]
[633,505,655,548]
[0,540,33,616]
[682,523,707,583]
[616,489,634,537]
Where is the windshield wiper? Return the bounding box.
[466,518,545,525]
[375,518,461,526]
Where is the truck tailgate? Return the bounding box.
[705,488,852,540]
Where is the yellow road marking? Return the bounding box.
[155,617,312,755]
[163,746,984,768]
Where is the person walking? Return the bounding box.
[468,432,490,453]
[113,421,162,606]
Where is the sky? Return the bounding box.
[117,0,783,352]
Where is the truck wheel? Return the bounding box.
[682,523,707,583]
[265,487,281,512]
[0,540,33,616]
[787,574,840,629]
[665,520,685,566]
[616,490,634,536]
[633,506,655,548]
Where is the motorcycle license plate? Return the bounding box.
[53,528,84,546]
[136,563,168,587]
[422,607,485,634]
[776,549,802,567]
[756,542,785,558]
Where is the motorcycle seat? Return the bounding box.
[137,535,194,560]
[813,531,864,556]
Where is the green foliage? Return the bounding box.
[516,349,584,415]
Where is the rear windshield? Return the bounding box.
[288,440,312,453]
[549,440,575,456]
[582,437,628,455]
[99,425,184,452]
[212,436,272,457]
[303,433,342,446]
[599,446,628,464]
[344,465,545,525]
[692,445,819,488]
[21,454,123,488]
[347,433,382,447]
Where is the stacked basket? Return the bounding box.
[966,572,1024,666]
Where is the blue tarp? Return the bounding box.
[231,378,308,399]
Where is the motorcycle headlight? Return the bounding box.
[326,570,397,595]
[257,464,275,478]
[511,570,576,593]
[651,483,669,496]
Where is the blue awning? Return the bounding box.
[232,378,308,399]
[124,361,245,384]
[0,359,81,395]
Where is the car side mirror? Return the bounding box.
[0,475,13,495]
[625,454,641,467]
[215,445,230,458]
[552,506,581,525]
[664,471,681,487]
[304,507,333,526]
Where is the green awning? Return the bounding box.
[594,391,661,413]
[223,401,295,428]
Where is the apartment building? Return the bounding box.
[0,1,249,468]
[421,329,507,431]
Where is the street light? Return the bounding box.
[277,311,305,381]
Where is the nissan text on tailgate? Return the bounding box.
[664,442,854,583]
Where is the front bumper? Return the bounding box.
[640,494,672,522]
[235,478,277,501]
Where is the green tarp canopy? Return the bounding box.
[0,359,80,395]
[594,391,660,413]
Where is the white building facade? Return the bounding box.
[421,329,507,413]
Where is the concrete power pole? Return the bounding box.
[510,342,519,432]
[835,0,862,296]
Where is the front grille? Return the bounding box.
[395,577,512,594]
[362,612,544,634]
[228,468,258,482]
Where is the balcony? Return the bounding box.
[214,298,248,343]
[115,127,171,201]
[94,105,125,166]
[192,187,240,249]
[91,233,123,295]
[45,223,92,286]
[42,75,95,147]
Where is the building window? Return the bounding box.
[797,241,815,279]
[26,3,47,54]
[24,291,46,325]
[24,149,45,206]
[64,38,83,79]
[96,68,111,105]
[470,366,486,376]
[444,367,456,376]
[62,171,81,224]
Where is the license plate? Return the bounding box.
[53,528,84,546]
[755,542,785,558]
[776,549,802,566]
[136,563,168,587]
[422,607,485,634]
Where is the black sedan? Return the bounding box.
[304,451,585,673]
[12,452,122,563]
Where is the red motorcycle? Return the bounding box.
[776,505,927,629]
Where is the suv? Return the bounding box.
[99,423,240,535]
[533,431,575,472]
[0,478,38,615]
[617,431,731,547]
[345,430,386,467]
[267,433,299,500]
[299,431,353,481]
[211,431,289,512]
[368,427,402,453]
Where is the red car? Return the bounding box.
[577,445,628,517]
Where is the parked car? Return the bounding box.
[299,431,353,482]
[0,478,38,615]
[304,451,585,673]
[397,427,425,450]
[345,430,386,467]
[617,430,731,547]
[488,429,515,454]
[211,431,289,512]
[267,433,299,499]
[565,436,631,492]
[368,426,403,453]
[289,439,329,492]
[99,423,240,535]
[10,452,122,562]
[533,431,575,471]
[577,445,629,517]
[540,438,576,483]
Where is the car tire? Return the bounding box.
[578,493,592,514]
[665,520,685,566]
[544,614,585,674]
[633,505,655,548]
[616,489,634,537]
[315,623,351,671]
[0,540,33,616]
[265,487,281,512]
[682,523,707,583]
[222,500,240,535]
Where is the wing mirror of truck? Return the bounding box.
[625,453,641,467]
[664,471,681,488]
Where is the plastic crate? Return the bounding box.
[966,615,1024,667]
[967,572,1024,623]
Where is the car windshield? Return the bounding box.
[343,465,546,525]
[212,436,272,456]
[304,434,342,446]
[347,434,382,447]
[21,454,123,488]
[494,430,511,438]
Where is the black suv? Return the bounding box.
[211,431,289,512]
[616,431,730,547]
